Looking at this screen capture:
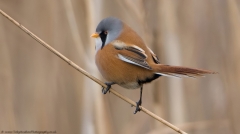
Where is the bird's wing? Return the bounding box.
[112,40,152,70]
[147,47,160,64]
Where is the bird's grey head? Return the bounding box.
[93,17,123,51]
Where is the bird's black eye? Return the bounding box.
[99,31,108,49]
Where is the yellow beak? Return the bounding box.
[91,33,99,38]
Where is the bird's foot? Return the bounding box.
[102,82,114,94]
[133,100,142,114]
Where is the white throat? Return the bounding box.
[95,37,102,52]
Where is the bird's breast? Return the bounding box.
[95,44,157,89]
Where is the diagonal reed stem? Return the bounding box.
[0,9,187,134]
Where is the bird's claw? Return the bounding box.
[133,100,142,114]
[102,83,112,94]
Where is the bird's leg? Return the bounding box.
[134,86,143,114]
[102,82,115,94]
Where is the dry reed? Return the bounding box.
[0,9,187,134]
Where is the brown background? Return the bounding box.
[0,0,239,134]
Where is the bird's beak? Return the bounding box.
[91,33,99,38]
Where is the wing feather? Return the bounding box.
[147,47,160,64]
[124,46,147,58]
[112,40,152,70]
[118,54,152,70]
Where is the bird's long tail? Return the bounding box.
[153,64,216,78]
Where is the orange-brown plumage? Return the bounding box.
[92,17,215,114]
[95,43,154,89]
[95,21,215,87]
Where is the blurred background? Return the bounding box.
[0,0,239,134]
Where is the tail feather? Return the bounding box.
[154,64,216,78]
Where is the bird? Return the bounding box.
[91,17,215,114]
